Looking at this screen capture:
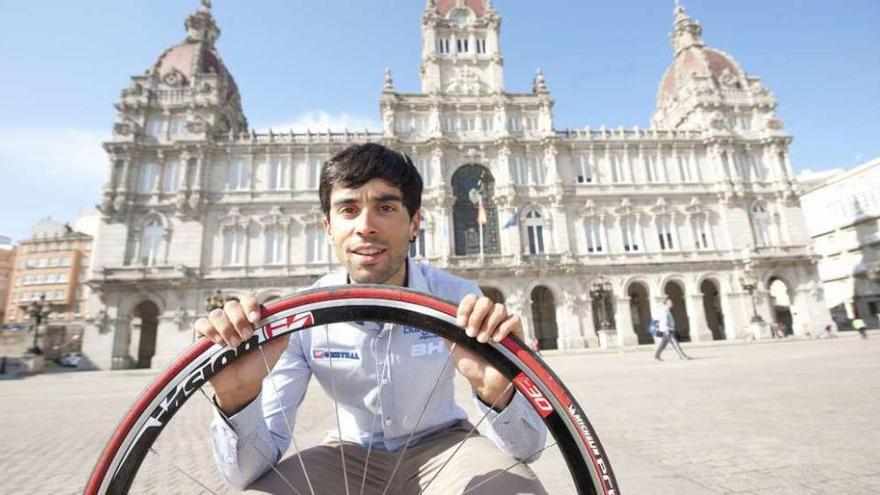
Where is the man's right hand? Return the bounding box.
[195,295,290,416]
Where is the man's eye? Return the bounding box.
[381,205,396,212]
[339,207,356,214]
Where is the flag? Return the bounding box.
[503,211,518,229]
[477,197,487,226]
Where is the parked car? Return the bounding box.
[57,352,82,368]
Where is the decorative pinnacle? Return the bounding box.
[384,68,394,91]
[201,0,212,11]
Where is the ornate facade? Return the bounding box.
[84,1,831,369]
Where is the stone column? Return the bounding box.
[614,296,637,347]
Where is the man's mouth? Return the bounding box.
[350,245,387,264]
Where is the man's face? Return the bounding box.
[665,299,674,309]
[324,178,420,286]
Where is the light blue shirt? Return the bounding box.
[210,258,548,489]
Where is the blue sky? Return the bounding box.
[1,0,878,242]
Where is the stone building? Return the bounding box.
[3,219,93,357]
[800,156,880,329]
[84,1,831,370]
[0,237,14,323]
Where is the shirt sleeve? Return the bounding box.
[472,389,549,462]
[209,332,312,490]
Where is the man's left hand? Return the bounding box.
[451,294,523,410]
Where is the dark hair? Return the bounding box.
[319,143,423,219]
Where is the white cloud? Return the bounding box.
[255,110,381,133]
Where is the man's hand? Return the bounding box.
[195,295,289,415]
[452,294,523,410]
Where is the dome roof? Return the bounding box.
[658,46,744,102]
[436,0,486,18]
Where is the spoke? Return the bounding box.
[460,441,558,494]
[421,381,514,494]
[147,448,220,494]
[360,329,394,495]
[325,326,351,495]
[259,346,317,495]
[198,389,303,495]
[380,343,458,495]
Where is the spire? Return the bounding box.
[186,0,220,44]
[669,0,703,55]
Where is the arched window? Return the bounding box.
[750,202,771,247]
[452,165,499,256]
[524,209,545,255]
[140,218,163,266]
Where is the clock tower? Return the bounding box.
[420,0,504,95]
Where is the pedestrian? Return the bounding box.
[852,316,868,339]
[654,296,692,361]
[196,143,547,493]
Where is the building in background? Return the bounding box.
[800,156,880,329]
[0,236,14,322]
[3,219,93,357]
[85,1,830,370]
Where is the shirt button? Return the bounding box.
[381,378,389,385]
[385,419,393,426]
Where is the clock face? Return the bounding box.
[450,8,471,28]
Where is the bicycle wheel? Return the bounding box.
[86,285,618,494]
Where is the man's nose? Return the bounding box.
[354,208,378,235]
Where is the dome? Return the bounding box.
[657,46,745,103]
[436,0,486,18]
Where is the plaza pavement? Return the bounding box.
[1,333,877,494]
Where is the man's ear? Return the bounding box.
[323,217,331,241]
[410,209,422,239]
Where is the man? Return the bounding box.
[852,316,868,339]
[654,296,692,361]
[196,143,548,493]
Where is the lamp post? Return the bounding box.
[24,293,51,355]
[590,277,614,330]
[739,277,764,323]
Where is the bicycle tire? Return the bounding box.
[86,285,618,494]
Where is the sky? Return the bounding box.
[0,0,878,242]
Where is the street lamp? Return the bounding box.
[24,293,51,355]
[739,276,764,323]
[590,277,614,331]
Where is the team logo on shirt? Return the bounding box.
[402,326,440,340]
[312,349,361,360]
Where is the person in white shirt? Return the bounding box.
[196,143,548,493]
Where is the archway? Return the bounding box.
[480,286,505,305]
[531,286,558,350]
[628,283,653,344]
[664,281,690,341]
[701,279,726,340]
[452,164,500,256]
[132,300,159,369]
[769,277,794,335]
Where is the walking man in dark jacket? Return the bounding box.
[655,296,692,361]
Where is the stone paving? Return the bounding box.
[1,333,878,494]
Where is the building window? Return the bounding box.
[527,157,546,185]
[476,38,486,54]
[169,116,184,136]
[507,116,522,133]
[657,217,674,251]
[577,156,593,183]
[456,38,469,53]
[621,219,639,252]
[268,158,285,191]
[417,158,432,187]
[480,116,493,131]
[306,226,329,263]
[227,161,250,191]
[308,158,322,189]
[693,217,710,249]
[140,218,163,266]
[511,157,526,185]
[750,202,771,247]
[138,162,159,194]
[677,154,693,182]
[409,228,427,258]
[608,154,623,183]
[162,160,180,193]
[644,154,659,183]
[525,210,545,255]
[438,38,450,54]
[264,228,283,265]
[145,117,164,138]
[223,229,246,265]
[585,220,604,254]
